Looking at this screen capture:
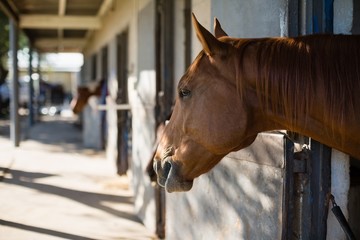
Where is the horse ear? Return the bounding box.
[214,18,228,38]
[192,13,227,56]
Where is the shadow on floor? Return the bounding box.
[0,219,98,240]
[1,168,140,222]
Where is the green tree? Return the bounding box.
[0,10,28,85]
[0,10,9,85]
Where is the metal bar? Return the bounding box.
[96,104,131,111]
[330,195,356,240]
[28,46,34,126]
[35,53,41,121]
[305,0,313,34]
[312,0,324,33]
[324,0,334,33]
[281,136,295,240]
[309,140,332,239]
[162,0,174,119]
[184,0,192,67]
[154,1,174,238]
[9,19,20,147]
[154,0,162,125]
[287,0,299,37]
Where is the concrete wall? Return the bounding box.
[82,98,102,150]
[334,0,353,34]
[131,0,156,232]
[166,133,285,240]
[81,0,157,232]
[211,0,286,38]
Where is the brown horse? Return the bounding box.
[71,79,104,114]
[153,14,360,193]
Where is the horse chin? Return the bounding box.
[154,158,194,193]
[165,165,194,193]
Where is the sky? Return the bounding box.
[17,50,84,72]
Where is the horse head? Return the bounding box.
[153,14,258,192]
[71,79,104,114]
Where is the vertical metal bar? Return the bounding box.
[307,1,333,238]
[312,0,334,33]
[9,18,20,147]
[28,45,34,126]
[154,1,169,238]
[324,0,334,33]
[312,0,322,33]
[287,0,299,37]
[282,1,299,239]
[299,0,313,35]
[310,140,332,239]
[162,0,174,121]
[282,136,295,240]
[305,0,314,34]
[184,0,192,68]
[154,184,165,239]
[155,0,162,125]
[34,52,41,120]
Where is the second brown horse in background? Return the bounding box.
[71,79,104,114]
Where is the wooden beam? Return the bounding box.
[34,38,86,49]
[0,1,18,22]
[98,0,113,17]
[19,15,101,29]
[59,0,67,16]
[57,0,67,52]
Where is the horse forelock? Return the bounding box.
[234,35,360,137]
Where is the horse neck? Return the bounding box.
[237,36,360,158]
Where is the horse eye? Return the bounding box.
[179,89,191,98]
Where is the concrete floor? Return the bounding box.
[0,115,157,240]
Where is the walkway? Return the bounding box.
[0,115,156,240]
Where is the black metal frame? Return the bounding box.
[154,0,175,238]
[283,2,334,239]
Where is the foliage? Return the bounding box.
[0,10,28,84]
[0,11,9,65]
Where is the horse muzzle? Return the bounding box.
[153,156,193,193]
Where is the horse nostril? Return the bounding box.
[156,159,172,187]
[163,160,172,178]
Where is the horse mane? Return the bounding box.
[235,35,360,134]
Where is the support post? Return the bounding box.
[36,53,41,118]
[28,45,34,126]
[10,18,20,147]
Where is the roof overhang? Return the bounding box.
[0,0,113,53]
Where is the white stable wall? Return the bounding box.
[82,0,157,233]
